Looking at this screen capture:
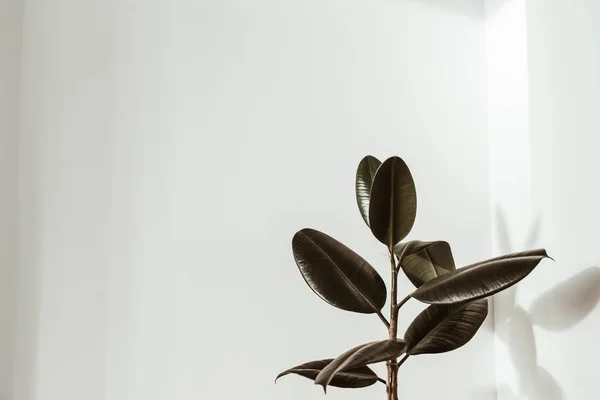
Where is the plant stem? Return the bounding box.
[386,360,398,400]
[387,246,399,400]
[386,361,393,400]
[391,294,412,323]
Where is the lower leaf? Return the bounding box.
[276,359,381,388]
[404,299,488,355]
[315,340,407,392]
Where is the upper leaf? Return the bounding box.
[411,249,550,304]
[404,299,488,355]
[368,156,417,247]
[275,359,381,388]
[292,228,387,314]
[314,340,407,392]
[355,155,382,227]
[394,241,456,287]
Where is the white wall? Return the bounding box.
[0,0,22,398]
[524,0,600,398]
[488,0,600,399]
[16,1,115,399]
[484,1,535,398]
[14,1,494,399]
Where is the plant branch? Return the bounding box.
[393,244,408,275]
[377,310,390,328]
[397,354,410,369]
[394,252,401,275]
[391,294,412,322]
[397,294,411,309]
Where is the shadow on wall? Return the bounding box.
[494,207,600,400]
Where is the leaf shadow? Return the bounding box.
[494,206,565,400]
[530,266,600,332]
[495,205,600,399]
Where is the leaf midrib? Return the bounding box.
[388,159,395,248]
[328,342,382,384]
[414,256,542,296]
[409,304,465,353]
[292,368,374,377]
[367,157,379,181]
[303,233,380,312]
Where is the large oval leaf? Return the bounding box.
[315,340,407,392]
[355,155,382,227]
[404,299,488,355]
[411,249,550,304]
[368,156,417,247]
[292,228,387,313]
[275,359,382,388]
[394,241,456,287]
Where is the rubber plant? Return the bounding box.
[275,155,551,399]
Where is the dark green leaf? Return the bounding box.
[315,340,407,392]
[292,228,387,314]
[368,156,417,247]
[275,359,382,388]
[394,241,456,287]
[411,249,550,304]
[405,299,488,355]
[355,156,382,227]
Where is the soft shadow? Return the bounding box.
[497,384,518,400]
[494,206,565,400]
[530,267,600,332]
[501,305,565,400]
[495,206,600,399]
[528,366,564,400]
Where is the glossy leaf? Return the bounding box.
[315,340,407,392]
[275,359,382,388]
[405,299,488,355]
[411,249,550,304]
[368,156,417,247]
[355,155,382,227]
[292,228,387,314]
[394,241,456,287]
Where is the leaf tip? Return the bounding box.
[274,371,287,384]
[316,382,327,394]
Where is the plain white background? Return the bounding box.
[497,1,600,399]
[7,0,494,399]
[0,0,21,398]
[485,1,600,399]
[3,0,600,399]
